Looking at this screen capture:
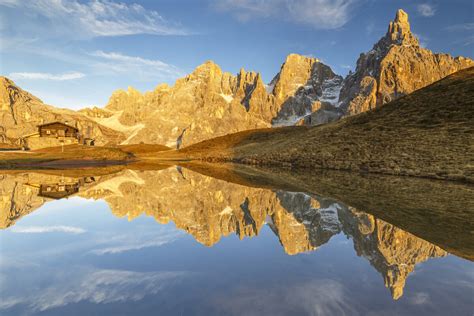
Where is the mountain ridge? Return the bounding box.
[1,9,472,149]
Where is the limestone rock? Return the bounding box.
[339,9,474,116]
[270,54,343,126]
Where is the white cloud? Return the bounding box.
[214,0,358,29]
[417,4,436,17]
[446,23,474,46]
[91,50,182,77]
[410,292,430,305]
[211,279,359,315]
[10,225,86,234]
[446,23,474,31]
[0,0,188,38]
[91,231,183,255]
[8,72,85,81]
[413,32,429,48]
[0,268,189,312]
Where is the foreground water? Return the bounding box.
[0,165,473,315]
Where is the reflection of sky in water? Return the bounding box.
[0,195,473,316]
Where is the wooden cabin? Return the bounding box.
[38,122,79,138]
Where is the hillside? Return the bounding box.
[0,77,125,146]
[172,67,474,182]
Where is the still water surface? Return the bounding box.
[0,165,473,315]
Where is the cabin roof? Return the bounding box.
[37,121,79,131]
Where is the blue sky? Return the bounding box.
[0,0,472,109]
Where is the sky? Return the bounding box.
[0,0,472,109]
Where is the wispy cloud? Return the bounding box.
[91,50,182,77]
[91,231,182,255]
[410,292,430,305]
[90,50,183,79]
[211,279,359,315]
[445,23,474,46]
[8,72,85,81]
[417,4,436,17]
[10,225,86,234]
[413,33,429,48]
[214,0,358,29]
[0,268,189,312]
[0,0,188,38]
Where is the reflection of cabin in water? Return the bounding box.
[39,183,80,199]
[38,122,79,138]
[37,177,96,200]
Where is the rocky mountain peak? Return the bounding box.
[0,76,41,112]
[272,53,320,101]
[384,9,419,47]
[192,60,223,77]
[338,9,473,116]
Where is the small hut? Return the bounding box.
[38,122,79,138]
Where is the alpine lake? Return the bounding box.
[1,163,473,316]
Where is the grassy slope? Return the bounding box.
[0,143,172,168]
[174,67,474,182]
[0,145,133,167]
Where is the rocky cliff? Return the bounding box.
[81,55,341,148]
[338,9,474,116]
[0,77,125,146]
[82,62,271,148]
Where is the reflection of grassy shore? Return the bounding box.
[182,162,474,261]
[0,144,171,168]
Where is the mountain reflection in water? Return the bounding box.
[0,164,473,315]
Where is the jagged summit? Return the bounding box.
[338,8,473,116]
[378,8,419,48]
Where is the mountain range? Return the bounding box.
[0,9,472,149]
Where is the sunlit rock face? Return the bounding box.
[269,54,343,126]
[338,9,474,116]
[0,77,125,147]
[79,55,341,147]
[338,207,447,299]
[82,62,271,148]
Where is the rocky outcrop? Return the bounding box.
[338,9,474,116]
[269,54,343,126]
[0,77,125,146]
